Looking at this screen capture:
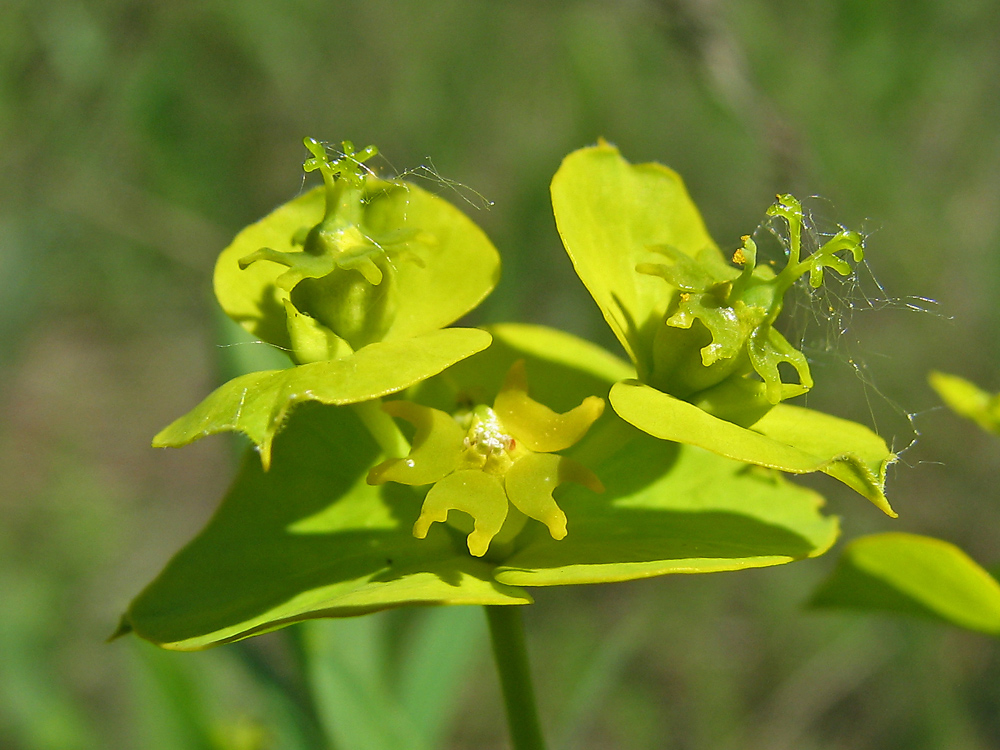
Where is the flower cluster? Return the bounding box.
[120,139,895,651]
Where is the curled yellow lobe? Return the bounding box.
[366,361,604,556]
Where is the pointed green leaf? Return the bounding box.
[751,401,895,511]
[811,533,1000,636]
[550,141,719,376]
[127,403,531,651]
[153,328,492,468]
[929,370,1000,435]
[495,428,838,586]
[215,181,500,352]
[609,380,895,516]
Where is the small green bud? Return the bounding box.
[238,138,424,360]
[282,299,352,364]
[289,258,398,351]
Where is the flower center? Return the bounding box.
[459,405,518,475]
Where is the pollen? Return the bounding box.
[467,407,512,456]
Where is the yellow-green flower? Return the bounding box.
[551,142,896,515]
[213,137,499,364]
[367,360,605,556]
[151,139,500,468]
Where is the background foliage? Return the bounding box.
[2,1,999,748]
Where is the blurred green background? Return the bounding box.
[2,1,999,748]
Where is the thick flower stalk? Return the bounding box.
[367,361,605,557]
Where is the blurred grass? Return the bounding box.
[2,0,1000,748]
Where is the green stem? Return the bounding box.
[485,605,547,750]
[351,400,410,459]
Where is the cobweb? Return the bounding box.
[751,196,944,463]
[317,141,496,211]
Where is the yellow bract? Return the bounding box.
[367,361,605,556]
